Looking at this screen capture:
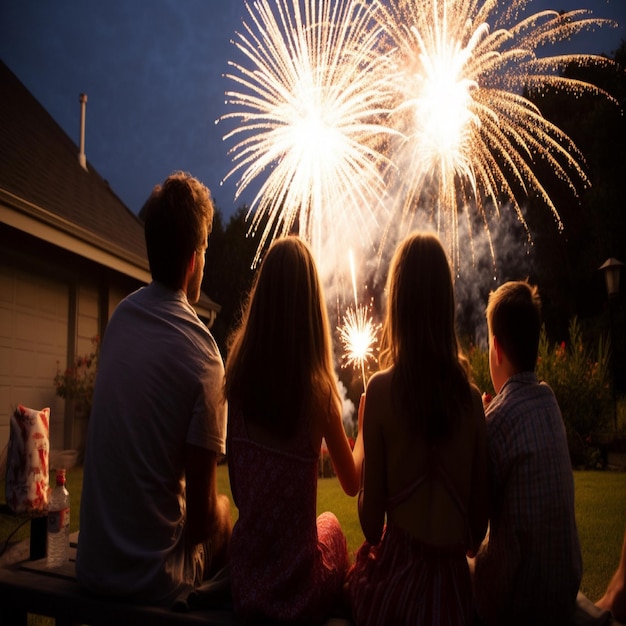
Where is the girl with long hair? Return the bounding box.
[347,231,488,625]
[225,235,363,623]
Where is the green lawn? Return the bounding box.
[573,471,626,599]
[2,466,625,604]
[222,465,626,600]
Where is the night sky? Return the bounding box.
[2,0,625,219]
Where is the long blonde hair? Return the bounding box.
[225,236,340,438]
[380,232,471,439]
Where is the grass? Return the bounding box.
[317,470,626,601]
[1,465,624,623]
[574,471,626,599]
[217,465,626,599]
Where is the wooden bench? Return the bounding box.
[3,534,616,626]
[0,538,351,626]
[0,543,234,625]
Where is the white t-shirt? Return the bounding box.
[76,282,226,604]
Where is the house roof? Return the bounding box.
[0,59,150,281]
[0,60,219,315]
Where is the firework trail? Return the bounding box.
[337,249,380,389]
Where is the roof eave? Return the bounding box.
[0,186,151,283]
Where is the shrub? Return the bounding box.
[537,318,612,443]
[319,444,335,478]
[54,336,100,415]
[467,319,613,466]
[466,342,494,397]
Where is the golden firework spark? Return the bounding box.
[221,0,397,267]
[378,0,617,268]
[221,0,617,276]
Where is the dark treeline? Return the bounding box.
[522,40,626,392]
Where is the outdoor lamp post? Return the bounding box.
[599,257,624,431]
[600,258,625,299]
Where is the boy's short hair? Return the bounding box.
[143,171,214,291]
[486,280,542,372]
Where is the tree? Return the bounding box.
[517,43,624,331]
[203,206,262,355]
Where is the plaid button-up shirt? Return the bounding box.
[474,371,582,625]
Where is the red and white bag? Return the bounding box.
[5,405,50,514]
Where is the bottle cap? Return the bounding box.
[56,468,66,485]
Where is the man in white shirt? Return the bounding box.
[77,172,231,606]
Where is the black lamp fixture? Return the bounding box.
[599,258,625,299]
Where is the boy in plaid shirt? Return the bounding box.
[473,281,582,625]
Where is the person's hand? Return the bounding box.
[482,392,492,410]
[358,393,365,433]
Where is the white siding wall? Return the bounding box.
[69,284,100,453]
[77,284,99,353]
[108,284,130,318]
[0,264,69,451]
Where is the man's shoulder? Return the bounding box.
[484,382,533,433]
[485,376,564,450]
[489,373,554,411]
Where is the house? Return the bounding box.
[0,60,220,457]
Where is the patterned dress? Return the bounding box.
[347,454,474,626]
[227,407,349,623]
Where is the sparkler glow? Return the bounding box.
[338,304,379,391]
[222,0,617,273]
[337,249,380,390]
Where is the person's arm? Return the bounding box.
[185,444,231,548]
[323,394,364,497]
[358,374,387,545]
[467,386,489,557]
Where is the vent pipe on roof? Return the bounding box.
[78,93,88,170]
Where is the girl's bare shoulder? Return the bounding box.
[366,367,393,394]
[364,368,394,429]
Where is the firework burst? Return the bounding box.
[378,0,618,268]
[221,0,618,281]
[221,0,397,267]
